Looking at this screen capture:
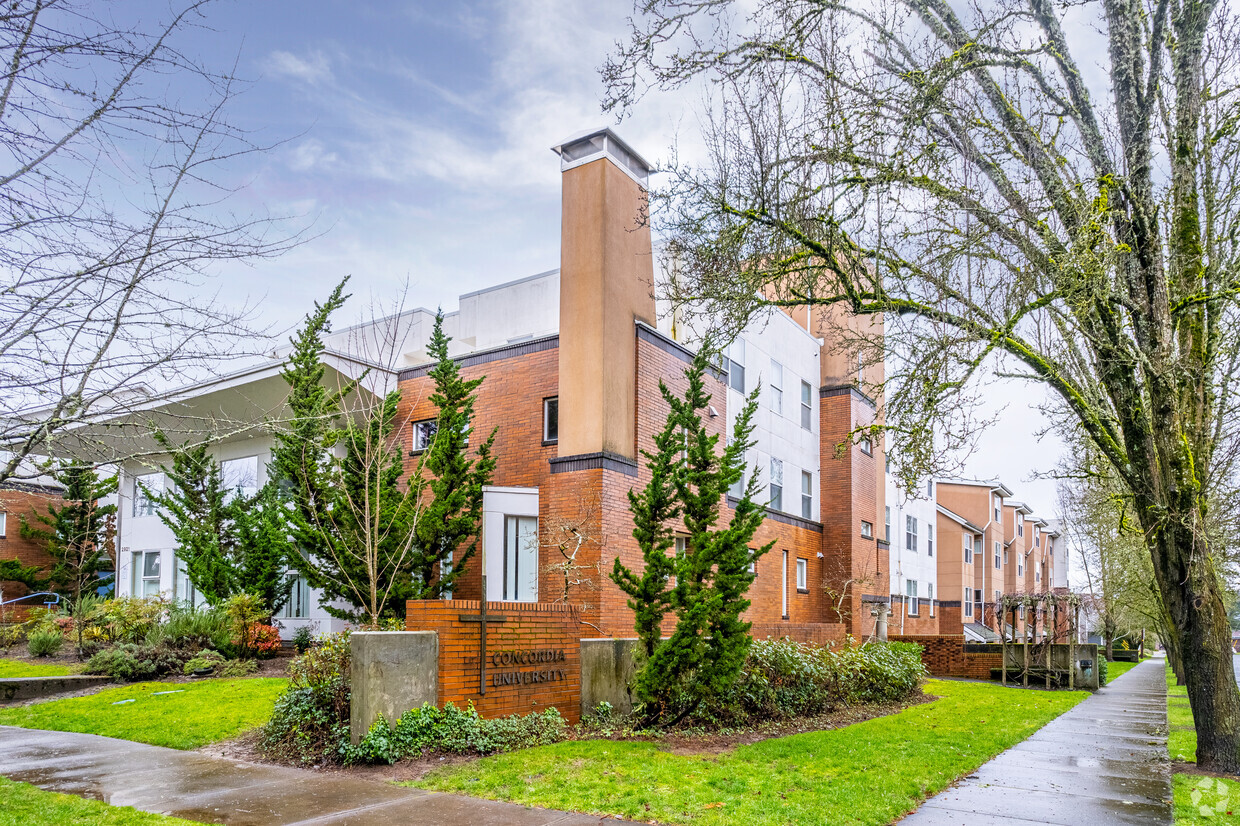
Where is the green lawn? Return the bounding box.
[0,658,80,678]
[416,679,1086,825]
[0,777,194,826]
[1167,662,1240,822]
[1106,660,1139,682]
[0,678,286,750]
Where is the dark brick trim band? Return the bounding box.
[876,539,891,550]
[861,594,891,604]
[635,323,726,381]
[726,496,823,533]
[0,481,63,496]
[548,451,639,477]
[819,384,877,409]
[399,335,559,380]
[937,600,963,608]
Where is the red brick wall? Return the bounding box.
[889,634,1001,679]
[406,599,582,724]
[0,487,65,617]
[751,622,846,645]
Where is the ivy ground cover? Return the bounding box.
[416,679,1086,826]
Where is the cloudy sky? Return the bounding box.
[146,0,1067,528]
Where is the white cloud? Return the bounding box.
[287,139,339,172]
[265,50,334,85]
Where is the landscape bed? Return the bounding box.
[1167,664,1240,823]
[413,679,1086,826]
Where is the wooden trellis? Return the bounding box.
[997,592,1083,689]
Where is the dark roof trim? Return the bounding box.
[399,335,559,380]
[0,481,64,496]
[820,384,877,409]
[549,451,639,477]
[726,496,823,533]
[634,323,726,382]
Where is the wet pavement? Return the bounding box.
[0,726,622,825]
[900,656,1172,825]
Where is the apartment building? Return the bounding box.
[90,127,888,641]
[886,474,939,634]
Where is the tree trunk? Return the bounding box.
[1155,528,1240,773]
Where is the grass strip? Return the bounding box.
[0,658,80,678]
[1167,661,1240,822]
[1106,660,1138,682]
[416,679,1086,825]
[0,678,286,749]
[0,776,195,826]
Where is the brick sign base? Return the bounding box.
[406,600,582,724]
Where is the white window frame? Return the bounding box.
[993,494,1002,522]
[964,588,973,618]
[1018,520,1024,537]
[781,550,789,618]
[220,455,259,501]
[770,359,783,415]
[133,473,163,518]
[769,458,783,512]
[727,338,746,393]
[800,381,812,430]
[132,550,161,597]
[885,506,891,542]
[906,580,919,616]
[796,557,807,591]
[800,470,812,520]
[994,540,1002,569]
[927,525,934,557]
[279,575,311,619]
[411,419,438,453]
[502,514,539,602]
[963,533,973,564]
[928,583,935,617]
[860,520,873,539]
[905,516,918,552]
[0,512,6,538]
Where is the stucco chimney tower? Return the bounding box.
[551,128,656,461]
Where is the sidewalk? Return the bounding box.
[0,726,621,825]
[900,656,1171,825]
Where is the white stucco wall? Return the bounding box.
[886,473,940,619]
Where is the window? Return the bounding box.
[801,470,812,519]
[770,360,783,414]
[0,512,6,537]
[411,419,438,452]
[221,456,259,501]
[963,533,973,564]
[781,550,789,618]
[1003,548,1009,565]
[928,583,935,616]
[964,588,973,617]
[769,458,783,511]
[796,557,808,591]
[994,540,1001,569]
[860,520,873,539]
[132,550,161,597]
[729,465,745,499]
[800,381,812,430]
[905,516,918,552]
[975,589,983,619]
[543,397,558,443]
[174,556,200,608]
[503,515,538,602]
[885,506,891,542]
[726,338,746,392]
[927,525,934,557]
[993,495,1002,522]
[974,535,983,564]
[906,580,919,616]
[926,479,935,498]
[857,352,865,383]
[1036,567,1041,583]
[858,435,873,455]
[1017,520,1024,537]
[133,473,162,517]
[674,536,688,558]
[280,575,311,619]
[1018,559,1024,577]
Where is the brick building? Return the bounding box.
[0,481,66,612]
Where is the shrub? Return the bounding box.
[163,603,231,651]
[1098,656,1109,686]
[346,703,567,765]
[27,628,64,658]
[84,642,192,681]
[225,593,268,658]
[260,631,351,765]
[291,625,314,654]
[695,638,927,726]
[183,649,226,675]
[236,623,282,659]
[220,658,259,678]
[95,597,167,643]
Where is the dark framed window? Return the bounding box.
[800,381,812,430]
[543,397,559,443]
[411,419,438,453]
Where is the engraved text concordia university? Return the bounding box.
[490,649,568,688]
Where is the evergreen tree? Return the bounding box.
[153,440,294,615]
[409,312,497,598]
[612,352,770,726]
[21,464,117,602]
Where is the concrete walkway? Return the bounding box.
[0,726,620,825]
[900,656,1172,825]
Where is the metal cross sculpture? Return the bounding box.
[458,575,507,695]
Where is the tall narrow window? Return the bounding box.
[963,534,973,563]
[994,540,1001,569]
[928,583,935,616]
[885,506,891,542]
[800,381,812,430]
[0,512,6,538]
[926,479,935,498]
[174,556,200,608]
[503,515,538,602]
[927,525,934,556]
[543,397,559,443]
[964,588,973,617]
[1003,548,1009,565]
[727,338,746,392]
[781,550,789,618]
[800,470,812,519]
[974,535,983,563]
[1017,520,1024,537]
[770,360,783,415]
[993,495,1002,522]
[133,551,161,597]
[769,458,783,511]
[279,575,310,619]
[796,558,807,591]
[905,516,918,552]
[906,580,919,616]
[133,473,162,518]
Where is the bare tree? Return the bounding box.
[0,0,300,481]
[542,491,607,610]
[608,0,1240,772]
